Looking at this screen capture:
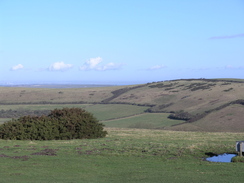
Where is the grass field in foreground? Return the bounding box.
[0,128,244,183]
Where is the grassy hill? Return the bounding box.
[0,78,243,132]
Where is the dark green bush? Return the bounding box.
[0,108,107,140]
[168,111,193,121]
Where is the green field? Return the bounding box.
[84,104,149,121]
[0,128,244,182]
[0,104,184,129]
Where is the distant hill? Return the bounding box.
[0,78,243,132]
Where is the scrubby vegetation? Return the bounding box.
[168,111,193,120]
[231,156,244,162]
[0,109,50,118]
[0,108,107,140]
[101,84,148,103]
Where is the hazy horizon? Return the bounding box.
[1,77,243,87]
[0,80,146,86]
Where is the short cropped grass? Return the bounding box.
[0,128,244,182]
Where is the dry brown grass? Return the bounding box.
[111,80,244,113]
[169,104,244,132]
[105,127,243,143]
[0,85,124,103]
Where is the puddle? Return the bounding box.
[206,153,236,163]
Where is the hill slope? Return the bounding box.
[0,79,243,132]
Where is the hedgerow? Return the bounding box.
[168,111,193,121]
[0,108,107,140]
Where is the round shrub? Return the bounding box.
[0,108,107,140]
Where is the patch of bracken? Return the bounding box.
[11,155,30,161]
[221,82,232,85]
[77,147,114,155]
[0,154,9,157]
[27,148,37,151]
[31,149,59,156]
[183,82,216,91]
[101,84,148,103]
[181,95,190,99]
[149,83,175,88]
[41,146,49,148]
[223,88,233,92]
[100,148,113,151]
[0,154,30,161]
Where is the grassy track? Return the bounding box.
[0,128,244,182]
[84,104,149,121]
[103,113,184,129]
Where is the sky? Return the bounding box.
[0,0,244,85]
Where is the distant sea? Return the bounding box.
[0,81,148,88]
[0,84,116,88]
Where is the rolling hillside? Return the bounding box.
[0,79,243,132]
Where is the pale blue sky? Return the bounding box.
[1,0,244,85]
